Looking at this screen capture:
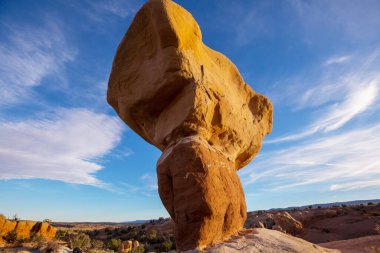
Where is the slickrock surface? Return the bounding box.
[319,235,380,253]
[0,216,56,240]
[184,229,339,253]
[107,0,272,251]
[245,205,380,247]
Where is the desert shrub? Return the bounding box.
[308,205,313,209]
[11,214,20,221]
[147,229,157,241]
[129,230,138,240]
[70,233,92,251]
[161,240,173,252]
[341,204,347,207]
[105,238,121,251]
[28,232,46,248]
[317,206,322,209]
[91,239,104,249]
[132,244,145,253]
[368,202,375,206]
[39,240,62,253]
[55,230,69,242]
[4,230,18,243]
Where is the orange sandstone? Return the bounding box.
[107,0,273,250]
[0,216,56,240]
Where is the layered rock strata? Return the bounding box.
[107,0,273,250]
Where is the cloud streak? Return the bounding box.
[267,51,380,143]
[0,108,124,186]
[0,19,76,106]
[241,123,380,192]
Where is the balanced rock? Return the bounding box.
[107,0,273,251]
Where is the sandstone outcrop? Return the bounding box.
[0,216,56,240]
[107,0,273,251]
[246,211,303,235]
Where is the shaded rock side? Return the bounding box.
[157,136,246,250]
[107,0,273,251]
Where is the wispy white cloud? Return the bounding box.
[330,180,380,191]
[111,173,158,197]
[241,123,380,191]
[87,0,142,19]
[71,0,144,23]
[0,108,124,186]
[289,0,380,42]
[140,173,158,191]
[0,20,76,106]
[324,55,352,66]
[267,51,380,143]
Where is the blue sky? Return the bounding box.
[0,0,379,222]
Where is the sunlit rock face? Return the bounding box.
[107,0,273,251]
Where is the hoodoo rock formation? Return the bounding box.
[107,0,273,251]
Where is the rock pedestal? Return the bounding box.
[107,0,273,251]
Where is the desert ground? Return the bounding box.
[1,203,380,253]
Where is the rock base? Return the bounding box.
[183,229,340,253]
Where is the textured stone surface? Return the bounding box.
[246,211,303,235]
[184,229,340,253]
[157,136,246,250]
[107,0,273,251]
[0,216,56,240]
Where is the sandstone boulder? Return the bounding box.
[119,240,140,253]
[246,211,303,235]
[107,0,273,251]
[107,0,273,170]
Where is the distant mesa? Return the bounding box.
[107,0,272,251]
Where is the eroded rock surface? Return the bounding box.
[107,0,273,250]
[0,216,56,240]
[186,229,340,253]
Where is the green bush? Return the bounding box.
[91,239,104,249]
[132,244,145,253]
[70,233,92,251]
[147,229,157,241]
[105,238,121,251]
[39,240,61,253]
[161,240,173,252]
[4,230,18,243]
[28,232,46,248]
